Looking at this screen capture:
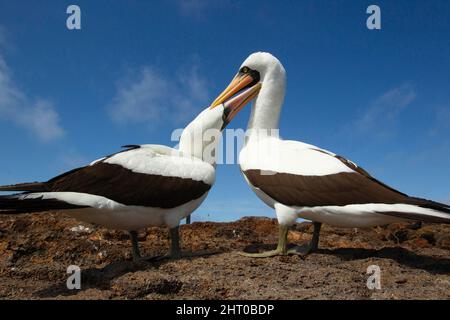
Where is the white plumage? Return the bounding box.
[240,138,354,176]
[104,144,215,185]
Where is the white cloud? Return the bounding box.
[108,65,210,127]
[0,54,64,142]
[430,106,450,136]
[355,83,416,137]
[23,100,65,142]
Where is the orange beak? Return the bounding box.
[210,73,261,109]
[220,82,262,130]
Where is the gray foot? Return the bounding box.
[239,222,322,259]
[238,248,285,258]
[238,246,313,258]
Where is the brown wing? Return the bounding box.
[313,148,408,196]
[242,169,409,207]
[242,148,450,219]
[243,147,450,224]
[0,146,212,209]
[46,162,211,208]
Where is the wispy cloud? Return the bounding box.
[108,64,209,128]
[430,106,450,136]
[0,54,64,142]
[354,83,416,138]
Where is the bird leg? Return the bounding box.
[129,230,165,263]
[169,226,182,259]
[168,226,218,259]
[185,215,191,224]
[286,222,322,257]
[129,230,145,262]
[239,222,322,258]
[310,222,322,251]
[129,227,181,263]
[239,224,289,257]
[129,226,215,263]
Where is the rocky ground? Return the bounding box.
[0,213,449,299]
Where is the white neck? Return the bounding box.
[247,64,286,136]
[179,106,223,165]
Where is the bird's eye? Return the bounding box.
[241,67,249,73]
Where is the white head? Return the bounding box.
[210,52,286,132]
[240,52,286,84]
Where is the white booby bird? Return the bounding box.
[210,52,450,257]
[0,83,261,262]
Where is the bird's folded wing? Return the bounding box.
[243,168,409,207]
[242,142,414,207]
[45,145,214,208]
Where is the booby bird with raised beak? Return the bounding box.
[0,82,261,262]
[210,52,450,257]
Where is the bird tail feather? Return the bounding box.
[379,198,450,224]
[0,182,49,192]
[0,194,86,214]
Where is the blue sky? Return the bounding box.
[0,0,449,222]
